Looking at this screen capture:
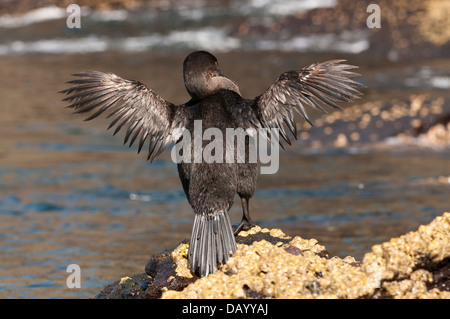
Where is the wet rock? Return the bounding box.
[426,258,450,292]
[296,95,450,150]
[162,236,370,299]
[363,212,450,298]
[95,213,450,299]
[95,226,298,299]
[191,247,361,298]
[230,0,450,61]
[417,122,450,147]
[95,273,151,299]
[143,241,199,299]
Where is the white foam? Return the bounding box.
[0,6,67,28]
[241,0,337,15]
[430,76,450,89]
[89,9,129,22]
[405,68,450,90]
[0,28,370,55]
[0,6,131,29]
[0,36,108,54]
[165,28,241,51]
[109,27,241,52]
[249,30,369,54]
[129,193,152,202]
[0,27,240,55]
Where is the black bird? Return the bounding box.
[60,50,364,276]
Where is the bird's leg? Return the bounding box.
[234,197,256,236]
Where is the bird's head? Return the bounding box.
[183,50,240,101]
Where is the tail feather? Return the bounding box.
[189,211,237,276]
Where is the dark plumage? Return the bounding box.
[60,50,364,276]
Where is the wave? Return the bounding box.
[0,27,241,54]
[0,36,108,55]
[0,6,129,29]
[0,28,369,55]
[241,0,337,16]
[244,30,369,54]
[0,1,370,55]
[0,6,67,28]
[0,0,337,29]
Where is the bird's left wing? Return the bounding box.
[60,71,182,162]
[256,60,365,145]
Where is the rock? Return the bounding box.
[363,212,450,298]
[95,213,450,299]
[162,235,370,299]
[143,241,199,299]
[95,273,151,299]
[295,95,450,150]
[417,122,450,147]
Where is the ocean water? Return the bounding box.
[0,1,364,55]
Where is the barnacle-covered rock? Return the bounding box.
[96,213,450,299]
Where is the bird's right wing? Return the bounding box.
[60,71,184,162]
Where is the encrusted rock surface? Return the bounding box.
[362,212,450,298]
[96,212,450,299]
[296,95,450,150]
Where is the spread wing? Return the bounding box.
[256,60,364,145]
[60,71,182,162]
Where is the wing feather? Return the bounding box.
[257,60,364,144]
[60,71,179,162]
